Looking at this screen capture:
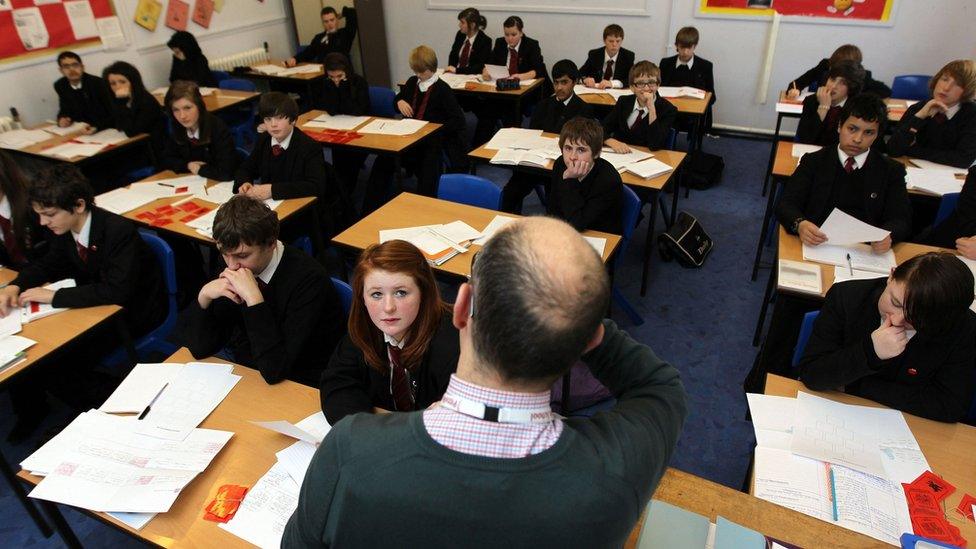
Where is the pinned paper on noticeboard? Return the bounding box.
[13,7,49,50]
[165,0,189,31]
[192,0,213,28]
[134,0,162,32]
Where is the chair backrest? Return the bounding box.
[220,78,258,93]
[368,86,396,118]
[791,311,821,368]
[292,236,313,256]
[614,185,642,265]
[212,70,231,84]
[933,192,961,228]
[331,277,353,316]
[665,128,678,151]
[138,229,177,332]
[437,174,501,210]
[891,75,932,101]
[236,146,250,163]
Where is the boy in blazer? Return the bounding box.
[548,116,623,234]
[501,60,593,213]
[887,59,976,169]
[659,27,716,132]
[579,24,635,89]
[52,51,113,132]
[185,196,345,387]
[445,8,492,76]
[287,6,358,66]
[799,253,976,423]
[602,61,678,152]
[795,60,865,148]
[786,44,891,99]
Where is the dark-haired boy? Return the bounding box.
[501,60,593,214]
[287,6,358,66]
[579,24,635,89]
[184,195,345,386]
[52,51,114,132]
[659,26,716,132]
[548,116,622,234]
[795,60,865,147]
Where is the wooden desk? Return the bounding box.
[400,78,544,129]
[240,61,324,101]
[764,374,976,545]
[332,192,621,279]
[152,88,259,114]
[468,135,686,296]
[111,171,316,245]
[578,90,712,116]
[11,125,149,165]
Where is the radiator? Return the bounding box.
[209,48,270,72]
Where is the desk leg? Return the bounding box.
[393,155,404,195]
[750,176,781,281]
[639,192,661,297]
[761,114,784,196]
[115,315,138,365]
[669,169,681,227]
[39,500,82,549]
[1,448,53,537]
[752,253,778,347]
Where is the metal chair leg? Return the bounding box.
[1,448,53,537]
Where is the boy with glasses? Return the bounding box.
[602,61,677,152]
[52,51,113,132]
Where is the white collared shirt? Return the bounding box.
[187,127,200,140]
[836,145,870,171]
[384,333,405,349]
[72,211,92,248]
[626,94,655,127]
[272,130,293,151]
[561,93,575,106]
[256,240,284,285]
[832,96,848,109]
[677,56,695,70]
[602,50,624,89]
[945,103,962,120]
[69,80,83,91]
[508,40,521,54]
[0,196,10,244]
[417,73,439,93]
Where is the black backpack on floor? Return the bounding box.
[657,212,713,268]
[682,151,725,190]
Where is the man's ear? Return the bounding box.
[453,282,472,330]
[582,321,605,354]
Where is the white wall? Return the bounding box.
[383,0,976,133]
[0,0,298,126]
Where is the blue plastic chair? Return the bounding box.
[933,192,961,228]
[219,79,258,150]
[101,230,179,366]
[292,236,313,256]
[611,185,645,326]
[331,277,353,317]
[891,75,932,101]
[791,311,820,369]
[369,86,396,118]
[220,78,257,92]
[437,174,501,210]
[212,70,231,84]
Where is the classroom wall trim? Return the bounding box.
[425,0,652,17]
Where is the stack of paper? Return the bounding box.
[302,114,370,131]
[272,64,323,76]
[601,149,654,170]
[0,128,51,150]
[658,86,706,99]
[818,209,890,246]
[791,143,822,159]
[908,158,969,176]
[622,158,674,179]
[439,72,479,89]
[803,243,895,274]
[605,88,634,100]
[76,128,129,146]
[905,167,964,196]
[0,312,35,373]
[573,84,604,96]
[484,128,544,150]
[43,122,89,136]
[41,141,106,159]
[252,411,331,485]
[380,221,481,265]
[21,279,75,322]
[251,64,287,75]
[489,148,550,168]
[138,362,242,437]
[483,64,510,81]
[357,118,428,136]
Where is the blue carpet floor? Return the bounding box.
[0,130,775,545]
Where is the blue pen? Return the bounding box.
[829,466,839,521]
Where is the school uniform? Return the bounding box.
[887,101,976,169]
[659,54,717,131]
[472,36,549,145]
[314,73,371,214]
[319,313,459,425]
[795,95,846,147]
[363,75,466,213]
[0,197,46,270]
[548,156,623,234]
[185,242,345,387]
[601,94,678,151]
[108,90,165,144]
[159,112,238,181]
[294,7,358,63]
[789,58,892,98]
[53,73,114,130]
[500,93,593,213]
[580,47,636,87]
[798,278,976,422]
[922,168,976,247]
[170,55,216,87]
[448,30,492,75]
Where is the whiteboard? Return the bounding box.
[117,0,286,51]
[426,0,651,16]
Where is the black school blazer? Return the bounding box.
[159,113,238,181]
[580,47,635,87]
[659,55,716,105]
[489,36,547,79]
[448,30,492,75]
[887,101,976,169]
[601,94,678,151]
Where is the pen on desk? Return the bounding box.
[157,182,175,188]
[846,253,854,276]
[138,383,168,420]
[829,466,839,521]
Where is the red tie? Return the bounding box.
[0,216,25,265]
[387,344,414,412]
[844,156,856,174]
[603,59,614,82]
[507,47,518,75]
[189,136,199,145]
[76,241,89,262]
[630,109,646,132]
[932,112,947,124]
[458,39,471,69]
[271,144,283,157]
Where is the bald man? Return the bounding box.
[283,217,687,547]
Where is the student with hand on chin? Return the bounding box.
[798,252,976,423]
[887,60,976,169]
[785,44,891,100]
[102,61,165,146]
[795,60,864,148]
[52,51,113,133]
[548,116,622,234]
[184,195,345,387]
[579,24,634,90]
[601,61,677,153]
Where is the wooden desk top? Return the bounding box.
[244,61,324,81]
[777,226,949,298]
[765,374,976,545]
[16,125,148,164]
[467,132,686,192]
[332,192,621,278]
[579,91,712,115]
[152,89,259,113]
[777,91,906,121]
[0,269,122,385]
[296,110,443,154]
[116,171,316,245]
[398,77,543,98]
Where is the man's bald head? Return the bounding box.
[469,217,610,383]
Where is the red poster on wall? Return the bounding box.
[0,0,115,61]
[165,0,188,31]
[697,0,896,24]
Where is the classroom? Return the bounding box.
[0,0,974,547]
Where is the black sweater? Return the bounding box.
[887,101,976,169]
[319,313,460,424]
[395,77,467,165]
[488,36,546,78]
[108,91,164,140]
[659,55,716,105]
[170,55,216,87]
[529,94,593,133]
[580,47,636,87]
[54,73,115,130]
[798,278,976,422]
[159,113,238,181]
[447,30,492,75]
[548,156,623,234]
[234,128,328,200]
[185,245,345,387]
[789,58,892,98]
[295,7,358,63]
[315,73,370,115]
[602,94,678,151]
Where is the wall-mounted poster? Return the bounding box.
[192,0,213,28]
[134,0,162,32]
[165,0,188,31]
[696,0,897,26]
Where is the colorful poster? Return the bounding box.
[213,0,224,13]
[697,0,896,24]
[134,0,162,31]
[165,0,188,31]
[192,0,213,28]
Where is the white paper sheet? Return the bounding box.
[905,167,964,196]
[22,278,75,322]
[802,243,895,274]
[357,118,427,136]
[251,64,286,76]
[605,88,634,100]
[791,144,822,158]
[833,266,886,284]
[379,223,477,256]
[141,362,241,432]
[220,462,300,549]
[777,259,822,296]
[95,16,126,50]
[775,102,804,115]
[278,64,322,76]
[294,412,330,441]
[818,209,890,245]
[64,0,98,39]
[473,215,517,245]
[43,122,88,136]
[107,511,155,530]
[42,141,106,159]
[489,148,549,168]
[439,72,479,89]
[75,128,128,145]
[95,187,160,215]
[600,149,654,170]
[252,420,320,444]
[303,114,370,131]
[658,86,706,99]
[0,310,22,338]
[623,158,674,179]
[0,128,51,149]
[908,158,969,175]
[275,441,316,487]
[583,236,607,257]
[13,7,48,50]
[483,128,543,150]
[483,64,510,81]
[99,363,182,414]
[790,392,886,479]
[831,465,912,546]
[746,393,796,451]
[753,447,834,522]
